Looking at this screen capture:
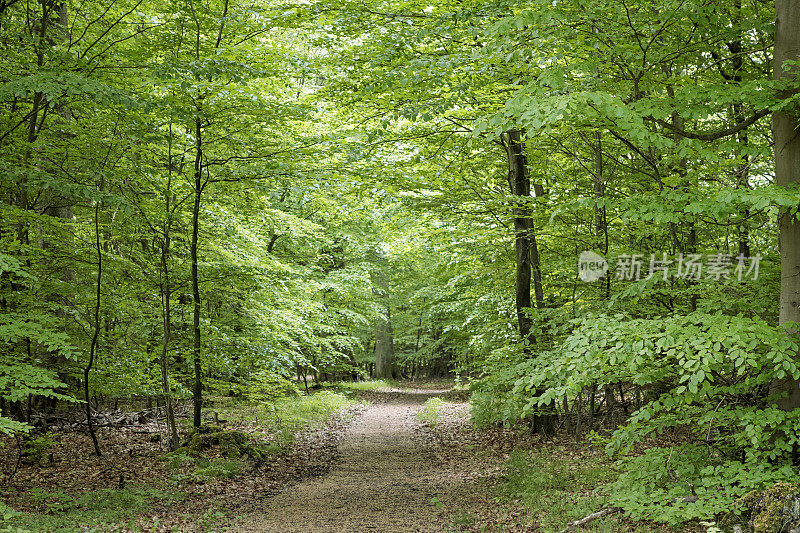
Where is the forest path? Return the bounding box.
[229,385,466,532]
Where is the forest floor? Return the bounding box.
[0,382,688,532]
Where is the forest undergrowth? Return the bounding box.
[0,388,364,532]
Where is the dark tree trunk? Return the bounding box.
[591,132,618,426]
[504,129,543,343]
[191,115,203,428]
[592,132,610,299]
[504,129,554,435]
[84,203,102,456]
[160,131,179,449]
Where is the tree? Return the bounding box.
[773,0,800,409]
[502,129,544,342]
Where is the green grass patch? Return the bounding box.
[416,397,447,427]
[269,390,357,432]
[215,389,358,445]
[2,486,186,533]
[335,379,393,391]
[163,450,247,484]
[498,448,674,532]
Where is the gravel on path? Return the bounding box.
[229,386,465,532]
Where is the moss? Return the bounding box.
[740,482,800,533]
[216,431,249,458]
[180,426,251,458]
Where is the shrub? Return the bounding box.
[21,433,56,466]
[476,312,800,525]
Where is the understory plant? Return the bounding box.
[476,311,800,525]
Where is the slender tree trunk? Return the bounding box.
[185,0,228,428]
[159,131,179,449]
[505,129,543,342]
[414,299,424,352]
[504,130,554,434]
[84,203,102,456]
[773,0,800,409]
[592,132,610,298]
[191,115,203,428]
[730,9,751,257]
[591,132,618,424]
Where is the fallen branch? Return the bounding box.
[559,507,620,532]
[559,493,701,532]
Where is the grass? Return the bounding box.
[164,451,246,484]
[335,379,394,391]
[498,447,676,532]
[214,389,359,445]
[416,397,447,426]
[2,486,189,533]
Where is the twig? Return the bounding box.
[559,507,621,532]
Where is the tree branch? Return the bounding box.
[654,108,770,141]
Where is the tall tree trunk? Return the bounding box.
[592,132,610,299]
[84,203,102,456]
[730,2,751,257]
[191,115,203,428]
[414,307,423,352]
[662,64,698,309]
[160,129,179,449]
[505,129,543,342]
[374,305,396,379]
[185,0,228,429]
[773,0,800,409]
[592,132,617,424]
[504,129,554,434]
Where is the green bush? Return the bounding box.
[476,312,800,526]
[21,433,56,466]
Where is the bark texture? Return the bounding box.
[774,0,800,409]
[505,129,543,342]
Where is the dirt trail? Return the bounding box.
[230,387,461,532]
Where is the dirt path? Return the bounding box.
[230,387,465,532]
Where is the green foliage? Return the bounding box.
[0,501,21,523]
[499,449,664,532]
[5,486,184,533]
[0,256,76,436]
[0,0,796,529]
[21,433,56,466]
[478,311,800,524]
[216,390,358,443]
[608,446,797,525]
[242,372,299,403]
[267,391,357,434]
[469,390,509,429]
